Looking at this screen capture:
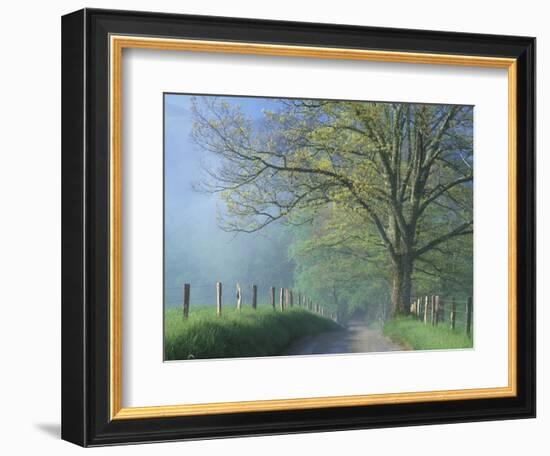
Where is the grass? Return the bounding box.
[383,316,473,350]
[164,305,342,361]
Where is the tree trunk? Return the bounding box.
[390,254,413,316]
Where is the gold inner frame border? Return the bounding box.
[109,35,517,420]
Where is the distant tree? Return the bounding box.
[191,97,473,316]
[288,204,390,322]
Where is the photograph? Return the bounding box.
[163,93,474,361]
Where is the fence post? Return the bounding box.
[431,296,436,326]
[290,290,294,307]
[270,286,275,309]
[252,285,257,310]
[438,296,444,325]
[423,296,429,324]
[417,298,422,319]
[450,297,456,330]
[279,288,284,311]
[183,283,190,319]
[236,283,242,311]
[216,282,222,317]
[466,296,473,336]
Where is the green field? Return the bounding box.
[383,316,473,351]
[164,306,341,361]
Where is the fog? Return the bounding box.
[164,94,294,307]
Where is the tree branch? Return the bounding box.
[414,221,473,258]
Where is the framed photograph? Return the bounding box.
[61,8,535,446]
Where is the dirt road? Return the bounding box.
[285,320,406,355]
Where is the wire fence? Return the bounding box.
[165,283,221,307]
[165,283,290,308]
[171,281,338,321]
[409,295,473,336]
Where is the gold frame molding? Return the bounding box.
[109,35,518,421]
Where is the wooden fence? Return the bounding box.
[410,295,473,336]
[180,282,337,321]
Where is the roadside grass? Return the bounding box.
[164,305,342,361]
[383,316,473,350]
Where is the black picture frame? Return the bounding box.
[62,8,535,447]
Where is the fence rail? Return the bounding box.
[177,282,337,322]
[410,295,473,336]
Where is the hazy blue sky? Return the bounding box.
[164,94,271,237]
